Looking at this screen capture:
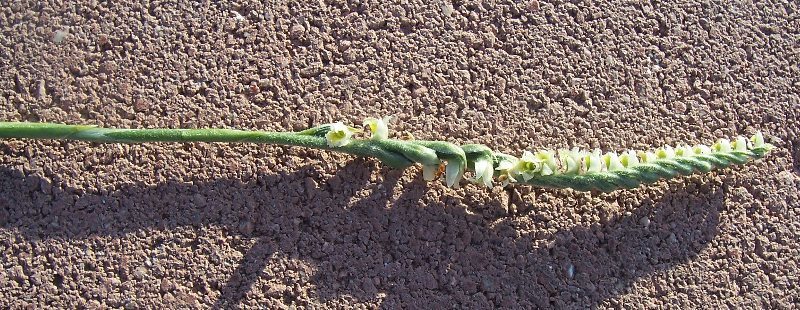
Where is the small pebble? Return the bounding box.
[53,29,69,43]
[441,1,454,16]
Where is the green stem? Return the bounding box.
[0,122,414,168]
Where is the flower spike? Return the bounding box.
[0,121,775,192]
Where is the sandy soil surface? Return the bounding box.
[1,1,798,308]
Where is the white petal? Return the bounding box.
[751,132,765,148]
[445,162,462,188]
[521,170,536,181]
[496,159,517,171]
[604,152,625,171]
[474,159,489,179]
[540,163,553,176]
[734,136,748,152]
[521,151,536,162]
[422,164,438,181]
[482,163,494,187]
[585,151,603,173]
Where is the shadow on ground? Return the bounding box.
[0,162,723,308]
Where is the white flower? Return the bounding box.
[639,150,658,163]
[656,146,675,159]
[558,148,584,174]
[325,122,357,147]
[674,145,693,157]
[363,116,392,140]
[535,150,558,176]
[619,150,639,167]
[519,151,543,180]
[603,152,625,171]
[495,155,519,186]
[751,132,765,148]
[584,149,603,173]
[693,144,712,155]
[469,158,494,187]
[714,139,732,152]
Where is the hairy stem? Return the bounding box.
[0,122,415,168]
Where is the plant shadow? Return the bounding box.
[0,162,723,308]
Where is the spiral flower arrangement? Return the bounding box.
[0,118,773,192]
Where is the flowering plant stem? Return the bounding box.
[0,120,774,192]
[0,122,417,169]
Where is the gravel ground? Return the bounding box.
[1,1,798,308]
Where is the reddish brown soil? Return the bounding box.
[1,1,799,309]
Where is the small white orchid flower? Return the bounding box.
[584,150,603,173]
[714,139,732,153]
[558,148,584,174]
[751,132,765,148]
[325,122,357,147]
[674,145,693,157]
[518,151,543,180]
[495,155,519,186]
[603,152,625,171]
[469,158,495,187]
[693,144,712,155]
[535,150,558,176]
[363,116,392,140]
[656,146,676,159]
[639,150,658,163]
[619,150,639,167]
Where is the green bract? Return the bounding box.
[0,119,774,192]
